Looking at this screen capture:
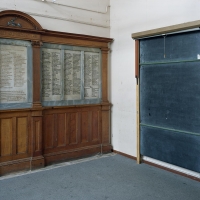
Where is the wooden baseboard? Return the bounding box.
[102,144,113,154]
[31,156,45,170]
[112,150,137,160]
[0,159,29,176]
[44,144,113,165]
[113,150,200,182]
[143,160,200,182]
[0,156,44,176]
[0,145,113,176]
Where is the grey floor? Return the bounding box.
[0,154,199,200]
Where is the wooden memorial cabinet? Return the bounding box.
[0,10,113,175]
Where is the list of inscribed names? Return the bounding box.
[64,50,81,100]
[84,52,100,99]
[0,44,27,103]
[42,48,101,103]
[42,48,62,101]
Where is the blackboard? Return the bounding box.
[140,31,200,63]
[140,30,200,173]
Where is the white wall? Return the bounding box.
[110,0,200,157]
[0,0,110,37]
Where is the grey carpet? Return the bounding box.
[0,154,199,200]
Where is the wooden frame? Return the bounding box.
[0,38,33,110]
[135,40,141,164]
[132,21,200,168]
[40,43,102,106]
[0,10,113,175]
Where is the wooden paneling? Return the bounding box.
[43,108,102,150]
[0,106,112,174]
[102,105,110,144]
[0,118,12,156]
[0,114,31,159]
[69,113,78,145]
[35,119,41,152]
[57,113,66,147]
[81,112,90,143]
[65,113,70,145]
[31,114,43,158]
[92,111,100,142]
[43,107,102,152]
[17,117,28,154]
[44,114,54,149]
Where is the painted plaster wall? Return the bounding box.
[0,0,110,37]
[110,0,200,157]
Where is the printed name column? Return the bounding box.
[0,44,27,103]
[64,50,81,100]
[42,48,61,101]
[84,52,100,99]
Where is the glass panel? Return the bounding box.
[42,48,62,101]
[84,52,100,99]
[64,50,81,100]
[41,43,101,106]
[0,39,32,110]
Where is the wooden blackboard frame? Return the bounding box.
[132,23,200,173]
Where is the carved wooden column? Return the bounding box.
[30,110,44,169]
[101,47,110,103]
[32,40,43,109]
[101,47,112,153]
[30,40,44,169]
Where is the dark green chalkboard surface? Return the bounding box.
[140,31,200,173]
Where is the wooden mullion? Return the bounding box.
[12,117,17,155]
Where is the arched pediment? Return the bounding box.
[0,10,43,30]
